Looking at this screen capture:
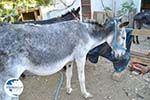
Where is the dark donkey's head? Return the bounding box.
[61,7,80,21]
[133,12,150,29]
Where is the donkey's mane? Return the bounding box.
[0,23,8,26]
[88,21,103,27]
[84,20,103,27]
[84,19,115,39]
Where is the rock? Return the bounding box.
[142,73,150,82]
[111,71,126,82]
[136,93,144,99]
[122,88,132,97]
[131,71,140,76]
[132,98,136,100]
[104,96,112,99]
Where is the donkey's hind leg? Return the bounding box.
[136,35,139,44]
[132,35,136,44]
[66,62,73,94]
[75,56,93,98]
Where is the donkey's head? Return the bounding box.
[104,18,129,58]
[62,7,80,20]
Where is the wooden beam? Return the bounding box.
[131,50,150,66]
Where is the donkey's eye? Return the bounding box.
[119,29,122,33]
[122,37,125,40]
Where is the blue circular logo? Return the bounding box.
[4,78,24,97]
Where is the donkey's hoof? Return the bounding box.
[83,92,93,98]
[67,88,72,95]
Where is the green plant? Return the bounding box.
[36,0,53,6]
[0,0,53,23]
[102,0,135,17]
[117,1,135,16]
[0,2,18,23]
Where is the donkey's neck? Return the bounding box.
[84,21,115,50]
[87,22,114,40]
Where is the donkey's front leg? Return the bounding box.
[66,62,73,94]
[75,57,93,98]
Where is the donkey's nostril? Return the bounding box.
[121,52,124,56]
[122,37,125,40]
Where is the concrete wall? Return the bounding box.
[132,0,142,12]
[44,0,141,19]
[91,0,141,18]
[91,0,141,12]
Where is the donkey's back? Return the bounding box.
[0,21,90,69]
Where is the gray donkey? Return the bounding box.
[0,19,128,100]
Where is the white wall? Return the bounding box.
[44,0,141,19]
[47,0,81,19]
[91,0,141,18]
[132,0,141,12]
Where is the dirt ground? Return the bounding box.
[20,30,150,100]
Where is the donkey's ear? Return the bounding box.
[76,7,80,13]
[119,21,129,28]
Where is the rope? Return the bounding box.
[112,20,127,51]
[49,0,76,13]
[53,71,64,100]
[100,0,106,11]
[71,12,80,20]
[100,0,112,18]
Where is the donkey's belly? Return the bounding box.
[27,55,73,76]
